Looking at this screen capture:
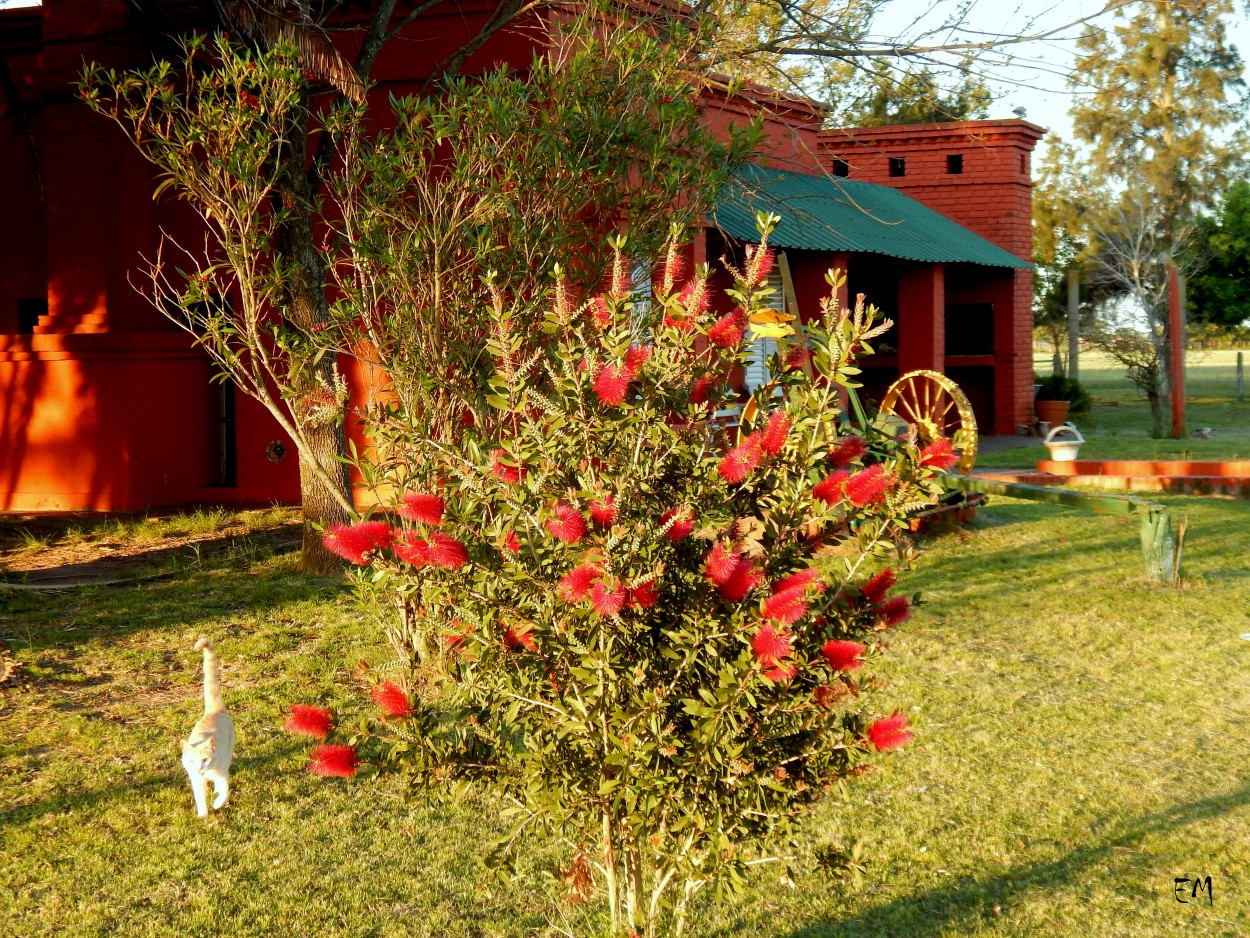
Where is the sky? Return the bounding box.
[869,0,1250,140]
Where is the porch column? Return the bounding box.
[992,269,1033,435]
[897,262,944,374]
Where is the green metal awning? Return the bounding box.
[711,163,1031,270]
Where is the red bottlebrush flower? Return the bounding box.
[660,507,695,542]
[398,492,444,526]
[626,578,659,609]
[660,248,686,290]
[424,532,468,570]
[371,681,412,718]
[591,578,627,616]
[501,530,521,554]
[589,496,617,527]
[763,661,798,683]
[867,713,912,751]
[309,743,360,778]
[822,639,866,672]
[759,409,790,456]
[719,438,763,484]
[545,502,586,544]
[752,623,793,665]
[706,308,747,349]
[747,246,775,288]
[677,278,709,318]
[490,449,526,484]
[761,586,809,625]
[812,470,850,505]
[323,522,376,565]
[785,344,809,371]
[862,569,896,604]
[829,436,868,466]
[503,623,538,652]
[920,438,959,472]
[553,278,575,322]
[591,295,613,329]
[704,542,740,585]
[718,558,762,602]
[812,684,834,708]
[594,364,632,406]
[773,567,824,595]
[846,464,895,507]
[358,520,394,548]
[878,595,911,627]
[624,344,652,379]
[690,374,716,405]
[394,531,431,567]
[285,704,332,739]
[610,252,631,298]
[558,563,602,602]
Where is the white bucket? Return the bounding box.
[1043,422,1085,462]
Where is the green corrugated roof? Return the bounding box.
[712,163,1031,269]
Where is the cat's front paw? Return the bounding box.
[211,795,228,810]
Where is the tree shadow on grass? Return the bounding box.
[0,748,289,832]
[0,555,342,655]
[775,783,1250,938]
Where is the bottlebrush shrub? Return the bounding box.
[310,227,949,936]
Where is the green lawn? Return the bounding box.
[977,349,1250,469]
[3,501,1250,936]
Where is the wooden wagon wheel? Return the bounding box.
[880,370,978,474]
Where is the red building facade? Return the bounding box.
[0,2,1041,512]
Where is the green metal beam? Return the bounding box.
[940,475,1157,515]
[939,475,1180,584]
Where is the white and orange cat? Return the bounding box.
[181,637,235,817]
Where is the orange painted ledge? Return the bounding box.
[1038,460,1250,478]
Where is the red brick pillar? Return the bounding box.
[897,263,944,374]
[990,269,1034,434]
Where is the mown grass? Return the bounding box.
[978,350,1250,468]
[3,499,1249,936]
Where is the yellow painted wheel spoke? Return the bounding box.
[880,369,979,474]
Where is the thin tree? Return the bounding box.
[1036,0,1247,432]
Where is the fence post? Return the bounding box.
[1238,351,1245,405]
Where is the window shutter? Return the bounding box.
[744,269,785,395]
[630,260,652,336]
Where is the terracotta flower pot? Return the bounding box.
[1035,399,1071,426]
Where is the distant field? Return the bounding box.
[1031,348,1247,404]
[974,349,1250,468]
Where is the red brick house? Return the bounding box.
[0,1,1041,511]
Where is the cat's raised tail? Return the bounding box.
[194,637,224,713]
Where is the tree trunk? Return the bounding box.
[1147,389,1165,439]
[275,101,356,573]
[298,422,354,574]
